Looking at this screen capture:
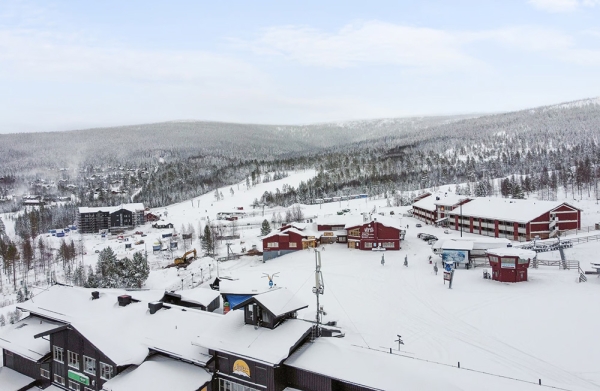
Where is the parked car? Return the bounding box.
[135,231,143,235]
[416,223,422,227]
[444,230,450,234]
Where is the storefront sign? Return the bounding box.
[323,231,334,237]
[233,359,251,378]
[362,226,374,239]
[501,262,516,269]
[68,370,90,386]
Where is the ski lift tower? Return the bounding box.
[312,249,325,338]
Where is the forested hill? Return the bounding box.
[1,97,599,209]
[0,115,468,172]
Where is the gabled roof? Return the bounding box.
[446,198,579,223]
[102,355,212,391]
[413,191,470,212]
[0,316,63,362]
[19,286,220,366]
[262,231,288,240]
[193,310,312,365]
[486,248,537,259]
[232,288,308,318]
[345,215,403,231]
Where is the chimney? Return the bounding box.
[118,295,132,307]
[91,291,99,300]
[148,302,163,314]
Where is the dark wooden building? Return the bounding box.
[77,203,145,234]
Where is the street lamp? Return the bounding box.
[191,273,194,287]
[181,279,184,291]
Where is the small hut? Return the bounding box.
[486,248,537,283]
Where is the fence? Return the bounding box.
[560,225,598,237]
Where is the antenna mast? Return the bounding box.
[312,249,325,338]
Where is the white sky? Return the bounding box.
[1,0,600,133]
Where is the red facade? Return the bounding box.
[346,221,401,251]
[452,202,581,241]
[487,254,530,283]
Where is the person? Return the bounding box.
[404,255,408,267]
[381,255,385,266]
[434,262,438,275]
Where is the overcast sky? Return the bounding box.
[1,0,599,133]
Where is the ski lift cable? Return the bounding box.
[326,283,371,349]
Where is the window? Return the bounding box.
[54,374,65,385]
[53,346,64,363]
[266,242,278,248]
[40,368,50,379]
[218,379,260,391]
[364,242,373,248]
[288,242,297,248]
[348,228,360,237]
[382,242,395,248]
[100,362,113,380]
[68,351,79,369]
[69,380,81,390]
[84,356,96,375]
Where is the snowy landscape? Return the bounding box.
[1,169,599,390]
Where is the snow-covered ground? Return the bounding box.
[2,171,600,390]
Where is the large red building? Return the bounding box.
[447,198,581,241]
[412,192,471,226]
[262,226,316,261]
[345,216,403,250]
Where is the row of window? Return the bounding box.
[52,374,94,391]
[54,346,113,379]
[363,242,396,248]
[266,242,299,248]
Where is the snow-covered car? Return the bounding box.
[416,223,422,227]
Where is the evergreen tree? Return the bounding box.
[84,266,99,288]
[16,289,25,303]
[201,225,214,257]
[260,219,271,236]
[0,314,5,327]
[129,252,150,288]
[96,247,119,288]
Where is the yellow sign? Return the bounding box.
[323,232,334,237]
[232,359,251,378]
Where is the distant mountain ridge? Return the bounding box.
[0,97,598,173]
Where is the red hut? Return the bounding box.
[486,248,537,283]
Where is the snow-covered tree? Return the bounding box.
[261,220,271,236]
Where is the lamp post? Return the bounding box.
[181,278,184,291]
[191,273,194,287]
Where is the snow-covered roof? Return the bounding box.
[345,215,402,231]
[78,202,145,214]
[413,192,470,212]
[235,288,308,317]
[316,215,359,226]
[18,286,219,366]
[486,248,537,259]
[194,310,312,365]
[439,240,474,251]
[0,367,35,391]
[172,287,221,307]
[284,338,547,391]
[102,355,212,391]
[262,231,288,240]
[446,198,575,223]
[218,279,272,295]
[0,316,62,361]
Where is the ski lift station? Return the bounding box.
[486,248,537,283]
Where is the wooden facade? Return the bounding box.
[2,350,50,389]
[45,326,118,391]
[346,220,401,251]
